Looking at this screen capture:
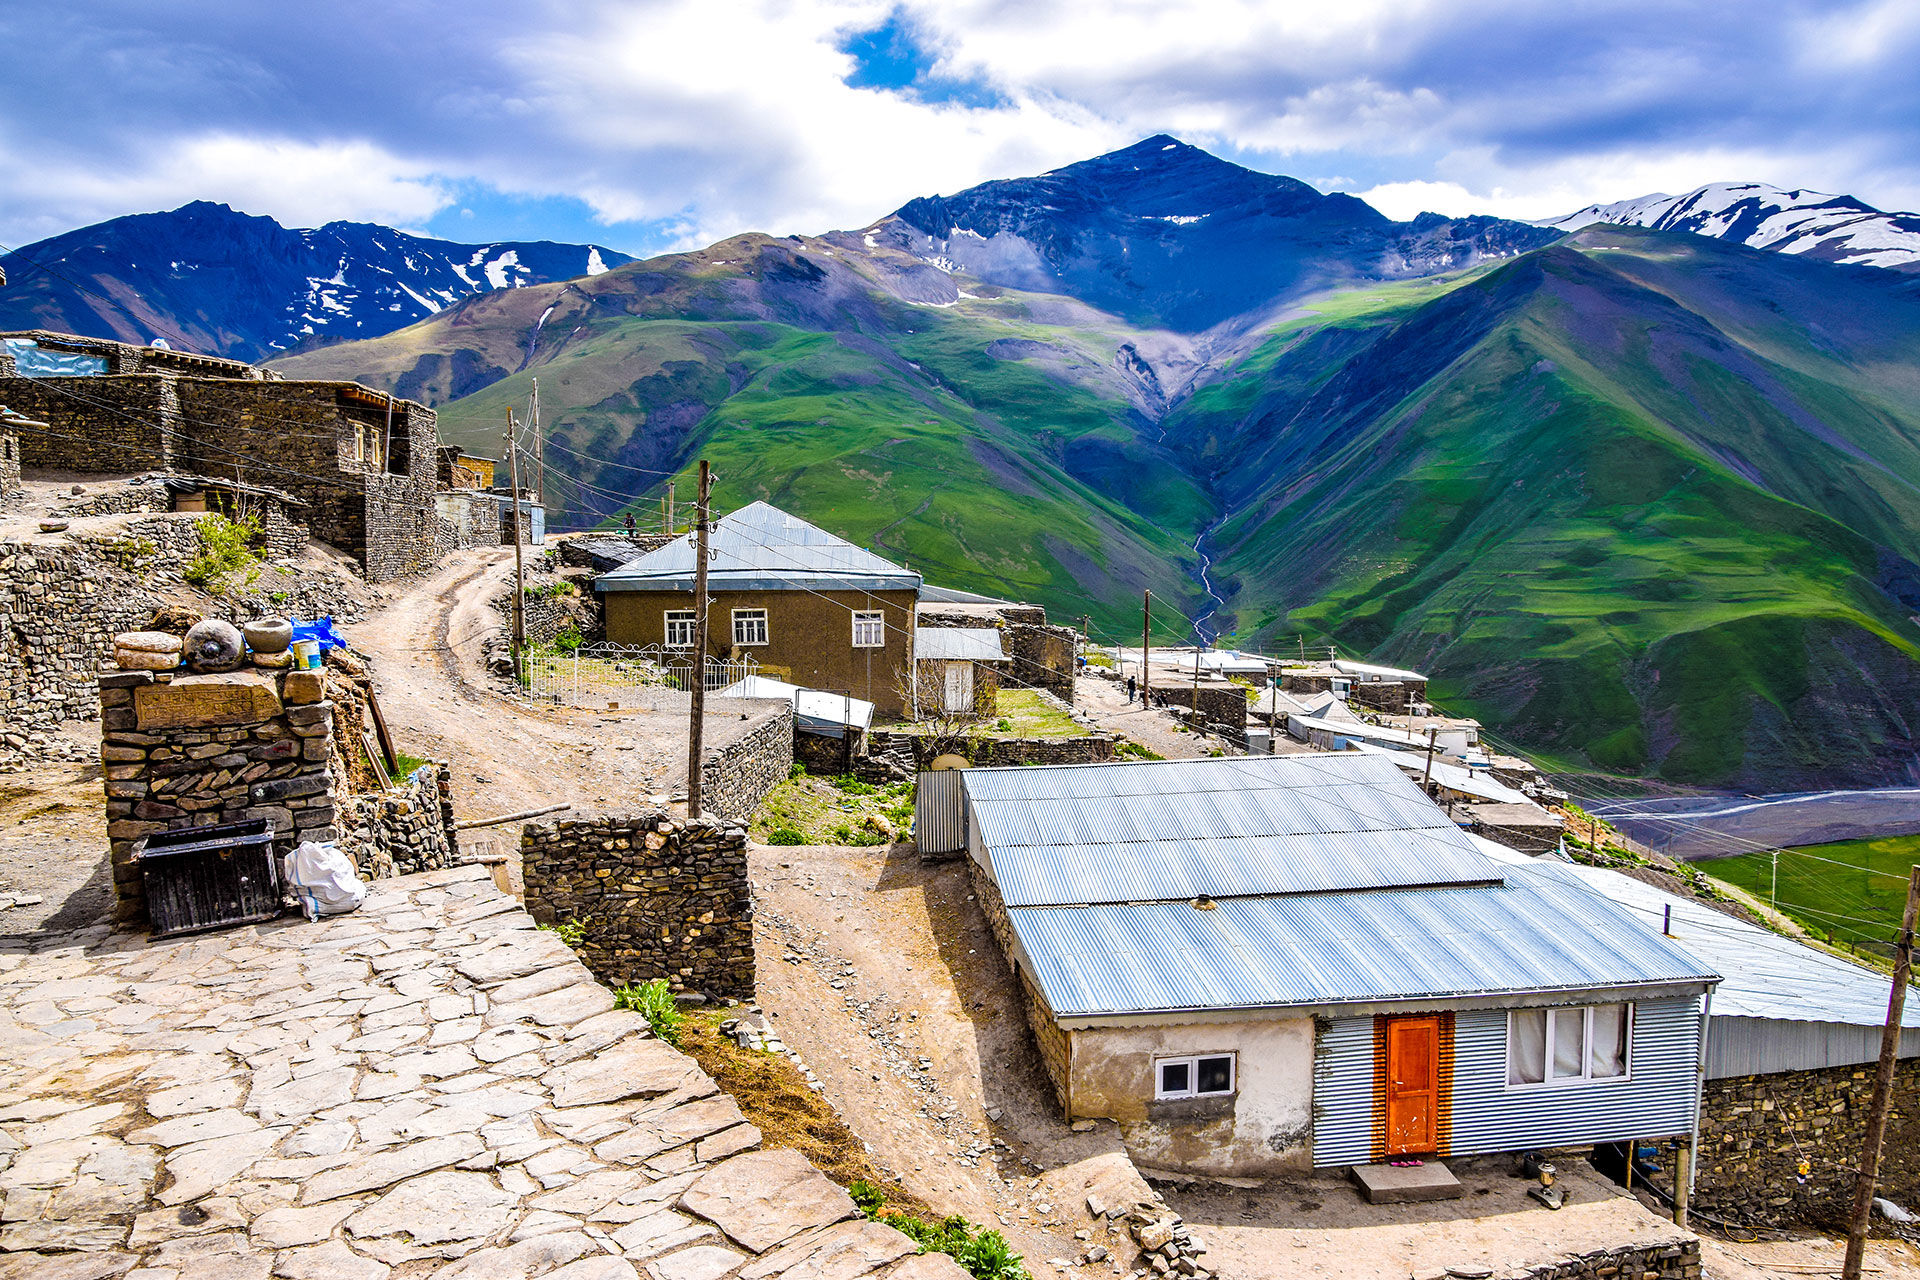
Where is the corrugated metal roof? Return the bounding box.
[1334,658,1428,682]
[716,674,873,731]
[1009,858,1717,1017]
[1350,742,1534,805]
[915,628,1005,662]
[963,753,1502,907]
[1474,841,1920,1033]
[596,501,921,593]
[1288,714,1431,749]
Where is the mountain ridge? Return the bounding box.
[0,200,633,362]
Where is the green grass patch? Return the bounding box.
[1700,835,1920,961]
[848,1181,1028,1280]
[750,769,914,845]
[989,689,1081,740]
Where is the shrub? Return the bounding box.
[183,513,264,595]
[788,761,808,780]
[537,915,591,948]
[613,977,684,1045]
[851,1188,1028,1280]
[553,625,583,654]
[766,826,806,845]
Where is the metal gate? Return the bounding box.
[915,769,968,856]
[522,642,756,708]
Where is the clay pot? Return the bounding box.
[183,619,246,673]
[243,617,293,655]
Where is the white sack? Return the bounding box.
[283,840,366,921]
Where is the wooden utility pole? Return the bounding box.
[505,410,527,679]
[685,460,712,819]
[1842,866,1920,1280]
[667,481,677,534]
[1141,591,1152,703]
[530,379,544,507]
[1421,727,1439,795]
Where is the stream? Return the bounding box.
[1190,518,1228,644]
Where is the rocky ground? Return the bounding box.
[0,864,968,1280]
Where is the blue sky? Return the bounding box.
[3,0,1918,255]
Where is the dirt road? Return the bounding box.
[1074,672,1214,759]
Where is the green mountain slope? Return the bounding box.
[272,232,1216,637]
[1172,228,1920,788]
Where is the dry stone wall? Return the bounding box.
[340,759,459,879]
[1697,1059,1920,1226]
[700,705,794,822]
[99,667,338,925]
[869,726,1116,770]
[521,810,754,999]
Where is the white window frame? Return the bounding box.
[664,610,697,649]
[1153,1053,1236,1100]
[852,611,886,648]
[731,609,769,647]
[1506,1004,1633,1089]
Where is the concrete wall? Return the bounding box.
[1071,1017,1317,1176]
[603,586,917,716]
[521,810,754,1000]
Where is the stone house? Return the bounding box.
[913,627,1004,717]
[944,752,1718,1178]
[595,501,921,717]
[1,330,444,581]
[1334,658,1430,714]
[917,587,1079,704]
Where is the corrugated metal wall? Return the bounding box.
[1312,997,1703,1167]
[915,770,967,856]
[1707,1016,1920,1078]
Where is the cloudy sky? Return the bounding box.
[4,0,1917,255]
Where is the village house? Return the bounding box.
[947,752,1718,1179]
[0,329,449,580]
[595,500,921,716]
[917,585,1080,704]
[914,626,1006,716]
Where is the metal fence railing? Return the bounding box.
[520,642,757,708]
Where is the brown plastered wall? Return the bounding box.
[602,585,918,716]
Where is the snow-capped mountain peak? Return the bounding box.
[1538,182,1920,272]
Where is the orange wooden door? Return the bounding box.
[1384,1016,1440,1155]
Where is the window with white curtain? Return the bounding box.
[1507,1005,1630,1086]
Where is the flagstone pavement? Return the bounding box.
[0,864,965,1280]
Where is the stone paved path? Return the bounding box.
[0,865,964,1280]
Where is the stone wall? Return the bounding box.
[521,810,754,999]
[0,433,19,498]
[99,668,338,926]
[869,727,1116,769]
[700,706,795,822]
[794,728,862,775]
[1,375,176,473]
[1508,1241,1701,1280]
[970,858,1073,1112]
[340,760,459,880]
[1349,681,1417,715]
[1149,683,1249,731]
[1696,1059,1920,1226]
[435,489,502,551]
[1006,622,1079,704]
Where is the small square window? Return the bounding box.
[1154,1053,1235,1100]
[853,612,885,648]
[732,609,768,646]
[664,610,696,648]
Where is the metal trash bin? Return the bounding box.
[136,819,282,937]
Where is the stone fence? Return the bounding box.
[1696,1059,1920,1226]
[868,725,1116,770]
[1522,1240,1700,1280]
[701,706,794,822]
[521,810,754,999]
[340,759,460,880]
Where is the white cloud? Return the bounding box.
[0,133,449,243]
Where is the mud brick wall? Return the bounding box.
[1,374,178,472]
[521,810,754,999]
[340,760,458,880]
[1696,1059,1920,1226]
[700,706,794,822]
[99,668,338,926]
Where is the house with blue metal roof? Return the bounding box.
[596,501,922,715]
[953,752,1720,1176]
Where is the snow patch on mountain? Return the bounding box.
[1539,182,1920,272]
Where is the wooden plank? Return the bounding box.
[363,730,392,790]
[365,684,400,775]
